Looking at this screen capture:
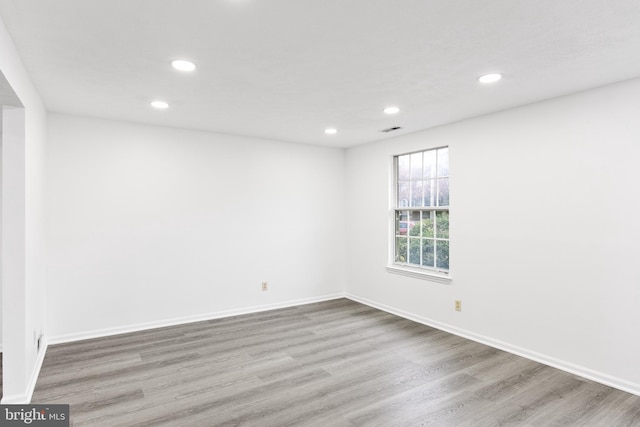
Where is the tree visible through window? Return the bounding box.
[394,147,449,272]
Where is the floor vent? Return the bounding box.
[381,126,403,133]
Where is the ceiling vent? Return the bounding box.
[380,126,403,133]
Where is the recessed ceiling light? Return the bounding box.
[171,59,196,72]
[150,100,169,109]
[324,128,337,135]
[478,73,502,84]
[383,106,400,115]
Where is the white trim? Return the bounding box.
[345,293,640,397]
[386,265,451,283]
[1,336,48,404]
[48,293,345,345]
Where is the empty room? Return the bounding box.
[1,1,640,426]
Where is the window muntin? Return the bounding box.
[394,147,449,273]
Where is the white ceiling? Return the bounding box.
[1,0,640,148]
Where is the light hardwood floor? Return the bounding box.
[32,298,640,426]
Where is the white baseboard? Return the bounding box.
[0,394,29,404]
[48,293,346,345]
[346,293,640,397]
[1,337,48,404]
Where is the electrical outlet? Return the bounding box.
[262,282,268,291]
[455,300,462,312]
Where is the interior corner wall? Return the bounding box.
[0,114,3,352]
[0,16,48,403]
[46,114,346,340]
[345,77,640,393]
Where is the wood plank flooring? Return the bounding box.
[32,298,640,426]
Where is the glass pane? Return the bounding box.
[410,181,423,207]
[396,236,407,263]
[423,180,434,207]
[408,211,420,236]
[410,152,423,180]
[398,155,410,181]
[422,239,435,267]
[435,211,449,239]
[396,211,408,236]
[398,182,409,207]
[409,238,421,265]
[437,178,449,206]
[437,147,449,177]
[423,150,436,179]
[436,240,449,270]
[421,211,434,238]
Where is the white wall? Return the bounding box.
[0,115,3,351]
[345,78,640,394]
[46,114,346,340]
[0,16,48,403]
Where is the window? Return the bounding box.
[391,147,449,278]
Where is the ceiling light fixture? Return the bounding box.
[324,128,337,135]
[150,100,169,109]
[383,106,400,115]
[171,59,196,72]
[478,73,502,84]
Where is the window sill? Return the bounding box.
[385,265,452,284]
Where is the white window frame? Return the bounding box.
[386,146,451,284]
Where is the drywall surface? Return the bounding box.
[345,78,640,393]
[0,115,2,351]
[46,114,346,339]
[0,16,47,402]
